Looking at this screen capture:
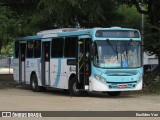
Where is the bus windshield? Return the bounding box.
[93,40,141,68]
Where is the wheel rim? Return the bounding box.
[73,82,79,93]
[32,78,36,89]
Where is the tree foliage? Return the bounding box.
[0,0,159,55]
[34,0,120,28]
[0,0,40,55]
[115,5,141,29]
[116,0,160,26]
[0,6,20,54]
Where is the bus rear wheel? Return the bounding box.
[107,91,121,96]
[31,74,42,92]
[69,77,80,96]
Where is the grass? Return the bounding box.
[147,79,160,94]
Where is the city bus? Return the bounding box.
[13,27,143,96]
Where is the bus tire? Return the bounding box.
[107,91,121,96]
[69,77,80,96]
[30,74,41,92]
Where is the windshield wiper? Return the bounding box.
[125,42,128,60]
[106,39,118,60]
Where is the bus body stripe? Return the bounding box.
[54,59,61,87]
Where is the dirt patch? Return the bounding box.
[0,74,17,89]
[0,74,13,81]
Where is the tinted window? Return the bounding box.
[34,40,41,58]
[51,38,64,58]
[64,37,77,58]
[20,43,26,61]
[44,42,50,61]
[27,41,34,58]
[15,41,19,58]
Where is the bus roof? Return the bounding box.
[57,27,139,37]
[15,34,43,41]
[15,27,140,41]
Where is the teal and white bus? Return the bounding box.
[13,27,143,96]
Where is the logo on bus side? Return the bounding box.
[26,61,30,68]
[69,66,76,72]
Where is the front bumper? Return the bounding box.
[89,76,142,92]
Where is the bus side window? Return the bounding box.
[64,37,77,58]
[45,43,50,61]
[27,41,34,58]
[34,40,41,58]
[51,38,64,58]
[15,41,19,58]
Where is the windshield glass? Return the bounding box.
[93,40,141,68]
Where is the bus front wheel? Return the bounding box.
[107,91,121,96]
[31,74,42,92]
[69,77,80,96]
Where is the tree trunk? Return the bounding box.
[0,39,2,55]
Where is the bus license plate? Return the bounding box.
[118,84,127,88]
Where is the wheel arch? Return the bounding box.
[30,71,36,84]
[68,73,76,87]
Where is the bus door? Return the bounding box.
[42,41,50,86]
[76,36,91,90]
[19,42,26,83]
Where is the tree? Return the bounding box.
[143,23,160,85]
[0,0,40,54]
[0,6,17,54]
[115,4,142,29]
[148,0,160,26]
[116,0,160,26]
[32,0,120,29]
[133,0,160,85]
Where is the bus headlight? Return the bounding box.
[94,74,106,84]
[137,75,143,83]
